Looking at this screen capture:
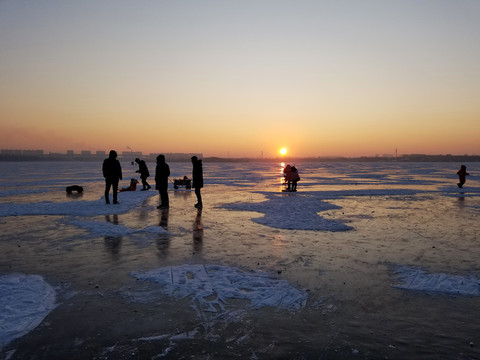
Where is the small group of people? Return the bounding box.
[104,153,471,207]
[282,164,300,192]
[102,150,203,209]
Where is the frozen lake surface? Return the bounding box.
[1,160,480,359]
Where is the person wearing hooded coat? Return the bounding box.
[102,150,122,204]
[191,156,203,208]
[155,154,170,208]
[135,158,151,190]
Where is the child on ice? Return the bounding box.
[457,165,470,188]
[119,178,139,192]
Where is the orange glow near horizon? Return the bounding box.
[279,148,287,156]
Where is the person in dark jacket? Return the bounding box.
[102,150,122,204]
[457,165,470,188]
[135,158,151,191]
[191,156,203,208]
[155,154,170,208]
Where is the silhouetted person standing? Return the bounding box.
[155,154,170,208]
[103,150,122,204]
[283,164,292,191]
[135,158,151,190]
[290,166,300,191]
[457,165,470,188]
[191,156,203,208]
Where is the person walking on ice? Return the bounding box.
[457,165,470,188]
[135,158,151,191]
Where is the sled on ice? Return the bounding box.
[173,176,192,189]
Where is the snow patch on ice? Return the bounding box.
[131,264,308,316]
[223,193,352,231]
[0,274,56,349]
[0,190,156,218]
[392,265,479,296]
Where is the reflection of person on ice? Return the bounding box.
[457,165,470,188]
[135,158,151,191]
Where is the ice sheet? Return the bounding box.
[0,274,56,349]
[68,219,169,236]
[392,265,480,296]
[223,192,352,231]
[132,264,308,315]
[0,190,155,218]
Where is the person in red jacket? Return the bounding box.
[457,165,470,188]
[119,178,139,192]
[290,166,300,192]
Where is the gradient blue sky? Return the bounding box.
[1,0,479,157]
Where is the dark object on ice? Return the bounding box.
[155,154,170,208]
[103,150,122,204]
[191,156,203,208]
[290,166,300,192]
[66,185,84,194]
[119,178,138,192]
[174,176,192,189]
[457,165,470,188]
[135,158,151,190]
[283,164,292,191]
[282,165,300,192]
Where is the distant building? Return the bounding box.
[23,150,44,156]
[1,149,22,155]
[121,151,143,159]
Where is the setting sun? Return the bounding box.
[280,148,287,156]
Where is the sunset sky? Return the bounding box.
[1,1,479,158]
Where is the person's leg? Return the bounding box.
[163,190,169,207]
[105,180,111,204]
[157,188,163,209]
[194,188,202,207]
[112,180,119,203]
[141,177,147,190]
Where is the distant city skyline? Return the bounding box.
[1,1,480,158]
[2,147,479,162]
